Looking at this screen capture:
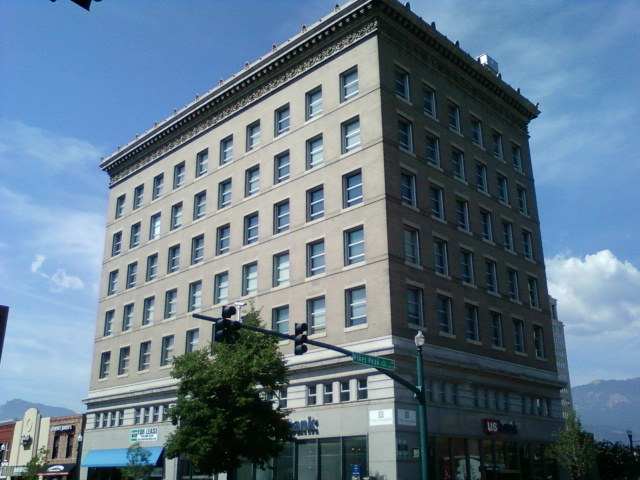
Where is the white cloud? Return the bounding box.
[31,254,46,273]
[30,254,85,292]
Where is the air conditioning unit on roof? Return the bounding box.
[475,54,499,75]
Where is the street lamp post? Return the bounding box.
[415,331,428,480]
[628,430,637,480]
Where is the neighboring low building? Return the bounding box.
[0,420,16,480]
[38,415,86,480]
[7,408,49,480]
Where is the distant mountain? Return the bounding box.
[572,377,640,443]
[0,399,76,422]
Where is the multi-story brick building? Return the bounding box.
[82,0,566,478]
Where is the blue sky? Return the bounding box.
[0,0,638,413]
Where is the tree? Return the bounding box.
[165,308,294,480]
[120,442,155,480]
[596,440,638,480]
[23,447,49,480]
[550,410,597,480]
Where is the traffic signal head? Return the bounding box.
[214,318,241,344]
[294,323,308,355]
[221,305,237,319]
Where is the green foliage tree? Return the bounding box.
[23,447,49,480]
[550,410,597,480]
[120,442,155,480]
[165,308,293,480]
[595,440,638,480]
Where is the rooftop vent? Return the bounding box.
[475,54,499,75]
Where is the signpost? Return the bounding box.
[352,352,395,371]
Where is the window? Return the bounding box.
[152,174,164,199]
[99,351,110,379]
[216,224,230,255]
[273,252,290,287]
[274,201,290,234]
[340,68,359,102]
[306,136,323,169]
[103,310,114,336]
[404,227,420,265]
[218,179,232,209]
[512,144,523,171]
[357,378,368,400]
[220,136,233,164]
[107,270,118,295]
[492,132,504,159]
[214,272,229,304]
[528,277,540,308]
[242,262,258,296]
[407,287,423,325]
[193,191,207,220]
[434,239,449,275]
[307,186,324,221]
[460,250,475,284]
[196,149,208,177]
[111,232,122,256]
[452,150,465,181]
[465,304,480,341]
[142,297,155,326]
[429,186,444,218]
[244,213,259,245]
[533,325,545,357]
[523,231,534,260]
[118,347,130,376]
[471,118,483,146]
[115,195,125,219]
[345,227,365,265]
[130,223,141,248]
[323,383,333,404]
[476,163,488,192]
[168,245,180,273]
[170,203,183,230]
[188,281,202,312]
[340,380,351,402]
[307,385,317,406]
[186,329,199,353]
[53,435,60,458]
[160,335,174,367]
[272,306,289,334]
[342,117,361,153]
[149,213,161,239]
[307,240,325,276]
[245,166,260,197]
[306,87,323,120]
[395,69,410,100]
[398,118,413,152]
[164,289,178,319]
[448,104,460,132]
[485,260,498,293]
[456,200,470,230]
[417,84,436,117]
[274,151,290,183]
[126,262,137,289]
[517,187,529,215]
[481,210,493,242]
[343,170,363,207]
[247,121,260,150]
[275,105,290,135]
[513,320,525,353]
[437,296,453,334]
[173,162,185,189]
[191,235,205,264]
[497,175,509,203]
[307,297,326,334]
[426,135,440,166]
[146,254,158,281]
[508,269,520,301]
[491,312,504,347]
[138,341,151,371]
[503,221,514,251]
[400,171,416,207]
[133,185,144,209]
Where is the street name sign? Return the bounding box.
[352,352,395,371]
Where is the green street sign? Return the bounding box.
[352,352,395,371]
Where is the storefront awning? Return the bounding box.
[38,464,77,476]
[81,447,164,468]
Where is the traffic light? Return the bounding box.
[214,306,240,343]
[294,323,308,355]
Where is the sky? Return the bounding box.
[0,0,638,414]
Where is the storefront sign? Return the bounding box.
[397,409,417,426]
[51,425,74,433]
[483,418,518,435]
[396,438,409,458]
[289,417,319,435]
[130,427,159,442]
[369,409,393,426]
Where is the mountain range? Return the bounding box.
[0,399,76,421]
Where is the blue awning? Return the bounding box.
[81,446,164,468]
